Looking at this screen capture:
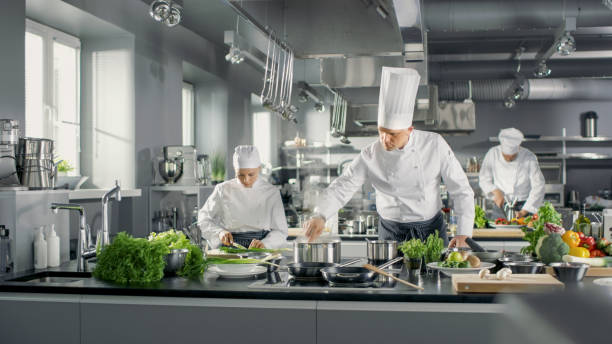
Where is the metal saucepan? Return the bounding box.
[286,258,362,280]
[293,239,341,264]
[321,256,403,285]
[366,239,398,263]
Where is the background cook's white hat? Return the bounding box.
[377,67,421,130]
[233,145,261,169]
[498,128,524,155]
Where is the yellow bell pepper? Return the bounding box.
[562,230,580,248]
[569,246,590,258]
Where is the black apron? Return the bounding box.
[378,212,448,245]
[491,200,528,220]
[229,230,269,248]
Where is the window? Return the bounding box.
[252,111,274,168]
[25,19,81,175]
[182,82,194,146]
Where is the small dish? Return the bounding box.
[426,262,495,276]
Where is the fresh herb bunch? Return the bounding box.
[56,160,74,173]
[474,205,488,228]
[521,202,562,254]
[93,232,168,284]
[399,238,426,259]
[424,231,445,263]
[211,152,226,182]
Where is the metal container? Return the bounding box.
[366,240,398,262]
[350,219,366,234]
[159,158,183,184]
[293,240,341,264]
[582,111,598,137]
[549,262,589,283]
[164,248,189,275]
[503,262,545,274]
[16,138,56,189]
[471,250,503,263]
[0,120,19,145]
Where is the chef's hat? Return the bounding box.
[377,67,421,130]
[233,145,261,169]
[498,128,524,155]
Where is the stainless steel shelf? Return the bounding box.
[559,153,612,160]
[489,136,612,142]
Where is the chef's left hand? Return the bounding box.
[515,209,529,218]
[448,235,469,248]
[249,239,265,249]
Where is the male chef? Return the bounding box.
[479,128,545,218]
[304,67,475,247]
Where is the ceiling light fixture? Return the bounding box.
[149,0,182,27]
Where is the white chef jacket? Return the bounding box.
[314,130,475,236]
[198,178,288,249]
[478,145,545,214]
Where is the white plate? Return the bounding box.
[208,264,266,278]
[427,262,495,276]
[489,223,523,229]
[593,278,612,287]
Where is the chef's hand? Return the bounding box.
[492,189,505,208]
[304,216,325,242]
[249,239,265,249]
[448,235,469,248]
[219,231,233,246]
[515,209,529,218]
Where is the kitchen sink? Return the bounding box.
[9,271,92,284]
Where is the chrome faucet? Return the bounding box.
[101,180,121,249]
[51,203,96,272]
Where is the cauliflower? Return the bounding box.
[538,233,569,264]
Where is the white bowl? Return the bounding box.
[427,262,495,276]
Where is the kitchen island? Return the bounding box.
[0,259,604,344]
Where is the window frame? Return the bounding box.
[182,81,195,146]
[25,19,81,174]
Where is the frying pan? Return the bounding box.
[286,258,362,280]
[321,256,403,285]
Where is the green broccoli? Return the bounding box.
[538,233,569,264]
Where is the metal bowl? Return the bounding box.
[549,262,590,283]
[159,159,183,184]
[503,261,545,274]
[164,248,189,275]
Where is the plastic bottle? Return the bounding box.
[34,227,47,269]
[47,226,60,267]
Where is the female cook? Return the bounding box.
[198,145,288,249]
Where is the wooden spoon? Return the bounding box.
[363,264,424,290]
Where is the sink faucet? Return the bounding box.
[50,203,95,272]
[101,180,121,249]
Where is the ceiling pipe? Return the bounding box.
[424,0,610,33]
[438,78,612,101]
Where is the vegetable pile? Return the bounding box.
[521,202,562,255]
[474,205,488,228]
[93,230,206,284]
[535,233,569,264]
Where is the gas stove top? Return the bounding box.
[248,272,399,291]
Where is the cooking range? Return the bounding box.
[248,270,400,291]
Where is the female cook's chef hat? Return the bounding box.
[498,128,524,155]
[233,145,261,169]
[377,67,421,130]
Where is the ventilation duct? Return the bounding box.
[438,78,612,101]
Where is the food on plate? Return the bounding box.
[439,251,481,268]
[590,249,606,258]
[562,230,581,248]
[447,251,464,263]
[596,238,609,250]
[569,246,591,258]
[536,233,569,264]
[466,255,481,268]
[494,218,509,225]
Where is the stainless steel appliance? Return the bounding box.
[543,184,564,208]
[603,209,612,242]
[540,162,563,184]
[0,120,21,188]
[581,111,598,137]
[293,239,341,264]
[16,137,56,189]
[157,145,198,185]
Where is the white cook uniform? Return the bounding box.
[198,178,288,248]
[314,130,475,236]
[478,145,545,214]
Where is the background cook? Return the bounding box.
[198,145,288,249]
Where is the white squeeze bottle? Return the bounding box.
[47,226,60,267]
[34,227,48,269]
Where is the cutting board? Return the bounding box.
[472,228,525,238]
[546,266,612,277]
[452,274,564,293]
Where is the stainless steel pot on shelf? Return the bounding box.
[293,239,341,264]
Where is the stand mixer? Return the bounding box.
[157,146,197,185]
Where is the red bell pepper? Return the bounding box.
[577,231,586,242]
[590,249,606,258]
[582,236,596,250]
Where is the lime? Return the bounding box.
[447,251,464,263]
